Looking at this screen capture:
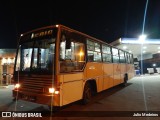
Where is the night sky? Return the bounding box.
[0,0,160,48]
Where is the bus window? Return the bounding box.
[112,48,119,63]
[129,54,133,64]
[119,50,125,63]
[60,34,85,72]
[87,39,94,61]
[125,53,130,64]
[94,42,101,62]
[102,45,112,62]
[18,42,33,71]
[87,39,102,62]
[15,48,20,71]
[32,39,55,71]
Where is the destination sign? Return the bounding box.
[19,27,57,43]
[31,30,53,39]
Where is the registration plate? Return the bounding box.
[21,94,36,101]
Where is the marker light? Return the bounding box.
[14,84,21,89]
[49,88,55,93]
[54,91,59,94]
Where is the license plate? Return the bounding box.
[21,94,36,101]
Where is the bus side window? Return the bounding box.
[112,48,119,63]
[87,39,102,62]
[102,44,112,63]
[119,50,125,63]
[60,33,85,72]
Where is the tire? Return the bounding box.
[82,82,92,105]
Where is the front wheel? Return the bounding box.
[82,82,92,105]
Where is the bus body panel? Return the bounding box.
[85,62,103,92]
[120,64,127,81]
[113,63,121,86]
[59,73,84,106]
[127,64,135,80]
[103,63,114,90]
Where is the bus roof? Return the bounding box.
[20,24,132,55]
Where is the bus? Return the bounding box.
[12,24,134,107]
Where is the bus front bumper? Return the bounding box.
[12,90,59,106]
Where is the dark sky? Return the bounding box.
[0,0,160,48]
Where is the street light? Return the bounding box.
[139,34,147,43]
[139,34,147,75]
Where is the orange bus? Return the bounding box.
[13,24,134,107]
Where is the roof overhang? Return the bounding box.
[110,38,160,58]
[0,49,16,59]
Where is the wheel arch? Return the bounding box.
[83,79,97,95]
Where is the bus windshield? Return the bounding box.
[15,37,56,74]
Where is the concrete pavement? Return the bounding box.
[0,74,160,120]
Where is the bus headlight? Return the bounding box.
[49,88,59,94]
[14,83,21,89]
[49,88,55,93]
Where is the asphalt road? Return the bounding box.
[0,74,160,120]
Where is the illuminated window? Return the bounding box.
[125,53,131,64]
[60,33,85,72]
[119,50,125,63]
[112,48,119,63]
[87,39,102,62]
[102,45,112,62]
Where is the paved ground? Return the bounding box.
[0,74,160,120]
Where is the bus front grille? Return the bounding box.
[20,76,53,94]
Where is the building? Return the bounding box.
[0,49,16,85]
[110,38,160,74]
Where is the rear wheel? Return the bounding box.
[82,82,92,104]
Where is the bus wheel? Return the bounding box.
[82,82,92,105]
[123,74,128,86]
